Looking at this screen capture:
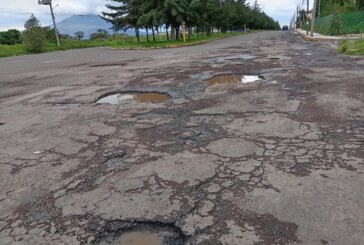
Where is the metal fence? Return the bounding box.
[301,10,364,35]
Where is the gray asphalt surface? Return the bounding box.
[0,31,363,245]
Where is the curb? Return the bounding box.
[295,30,339,42]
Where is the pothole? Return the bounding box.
[97,222,186,245]
[215,54,256,62]
[205,75,263,85]
[268,57,280,60]
[97,92,171,105]
[100,230,179,245]
[90,63,127,68]
[0,123,4,126]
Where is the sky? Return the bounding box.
[0,0,314,31]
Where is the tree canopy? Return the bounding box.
[102,0,280,42]
[317,0,360,16]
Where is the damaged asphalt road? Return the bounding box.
[0,31,363,245]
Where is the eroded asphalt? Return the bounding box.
[0,31,363,245]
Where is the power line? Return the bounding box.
[0,8,97,16]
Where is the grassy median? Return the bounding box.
[0,32,252,58]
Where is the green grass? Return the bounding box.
[337,38,364,55]
[0,44,28,57]
[0,31,253,58]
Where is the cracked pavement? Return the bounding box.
[0,31,363,244]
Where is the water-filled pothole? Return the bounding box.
[206,75,263,85]
[97,92,171,105]
[97,222,186,245]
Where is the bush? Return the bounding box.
[329,13,341,35]
[74,31,85,40]
[22,14,46,53]
[0,29,22,45]
[90,29,109,39]
[337,38,349,53]
[43,26,60,42]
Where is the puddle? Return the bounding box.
[206,75,262,85]
[97,92,170,105]
[100,231,173,245]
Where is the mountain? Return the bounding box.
[55,14,142,38]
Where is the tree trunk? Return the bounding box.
[146,27,149,42]
[171,27,176,41]
[166,26,169,41]
[152,26,156,42]
[175,27,180,41]
[135,28,140,43]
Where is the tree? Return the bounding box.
[102,0,279,43]
[22,14,46,53]
[357,0,364,10]
[74,31,85,40]
[102,0,144,42]
[90,29,109,39]
[0,29,22,45]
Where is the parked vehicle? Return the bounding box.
[282,25,289,31]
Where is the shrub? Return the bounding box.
[0,29,22,45]
[22,14,46,53]
[90,29,109,39]
[74,31,85,40]
[338,38,349,53]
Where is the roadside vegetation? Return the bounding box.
[318,0,364,16]
[337,38,364,55]
[0,30,255,58]
[102,0,280,42]
[0,0,280,58]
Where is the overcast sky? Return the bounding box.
[0,0,313,31]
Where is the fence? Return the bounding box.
[300,10,364,35]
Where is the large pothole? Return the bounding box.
[205,75,264,85]
[97,222,186,245]
[97,92,171,105]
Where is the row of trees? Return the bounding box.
[102,0,280,42]
[317,0,364,17]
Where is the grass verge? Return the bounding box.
[0,31,254,58]
[337,38,364,55]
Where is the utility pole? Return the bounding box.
[38,0,60,47]
[306,0,309,35]
[310,0,318,37]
